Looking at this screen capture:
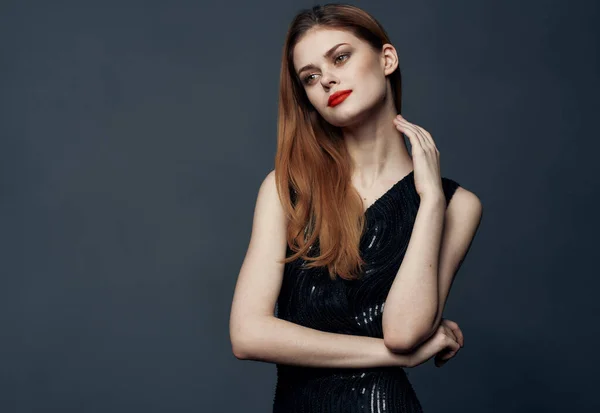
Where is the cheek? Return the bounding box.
[350,72,387,111]
[345,57,387,104]
[362,62,387,96]
[306,91,320,108]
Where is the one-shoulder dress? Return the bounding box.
[272,170,460,413]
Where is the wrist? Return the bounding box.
[419,192,446,208]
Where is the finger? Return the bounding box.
[452,327,464,347]
[437,341,461,361]
[436,352,454,367]
[441,318,459,329]
[444,337,461,358]
[394,117,425,152]
[443,320,464,347]
[435,350,455,367]
[396,116,432,151]
[414,125,437,151]
[437,346,460,368]
[442,325,458,343]
[442,346,460,360]
[394,116,421,140]
[409,123,433,151]
[394,116,426,149]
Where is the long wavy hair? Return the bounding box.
[275,3,403,281]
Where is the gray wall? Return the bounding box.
[1,0,598,412]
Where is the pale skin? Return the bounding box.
[229,27,482,369]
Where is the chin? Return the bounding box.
[322,105,369,128]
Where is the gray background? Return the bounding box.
[1,0,598,412]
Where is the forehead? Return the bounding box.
[292,28,362,69]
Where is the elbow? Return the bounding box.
[383,314,441,353]
[230,320,257,360]
[230,315,269,360]
[384,326,434,354]
[231,335,250,360]
[384,334,420,354]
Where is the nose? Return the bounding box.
[320,71,339,88]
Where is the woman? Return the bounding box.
[229,3,483,412]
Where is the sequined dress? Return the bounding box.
[272,170,460,413]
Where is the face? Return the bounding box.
[292,27,397,127]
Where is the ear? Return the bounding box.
[381,43,399,76]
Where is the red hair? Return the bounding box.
[274,3,404,281]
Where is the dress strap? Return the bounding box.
[441,177,460,206]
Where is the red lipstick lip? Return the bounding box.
[328,90,352,106]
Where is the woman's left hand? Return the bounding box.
[393,114,444,202]
[433,318,464,368]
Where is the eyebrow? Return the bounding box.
[296,42,350,76]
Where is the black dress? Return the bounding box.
[272,170,460,413]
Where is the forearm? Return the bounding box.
[382,196,446,350]
[232,315,412,368]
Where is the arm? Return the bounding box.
[229,170,412,368]
[383,187,483,352]
[429,189,482,339]
[382,194,446,352]
[234,315,411,368]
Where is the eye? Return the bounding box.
[303,73,317,85]
[335,53,350,64]
[301,53,350,85]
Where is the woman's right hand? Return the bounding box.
[406,318,464,368]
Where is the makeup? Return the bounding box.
[328,90,352,107]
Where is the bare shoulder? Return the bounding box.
[436,185,482,286]
[229,169,288,358]
[259,169,285,213]
[448,186,483,221]
[243,168,288,277]
[445,185,483,245]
